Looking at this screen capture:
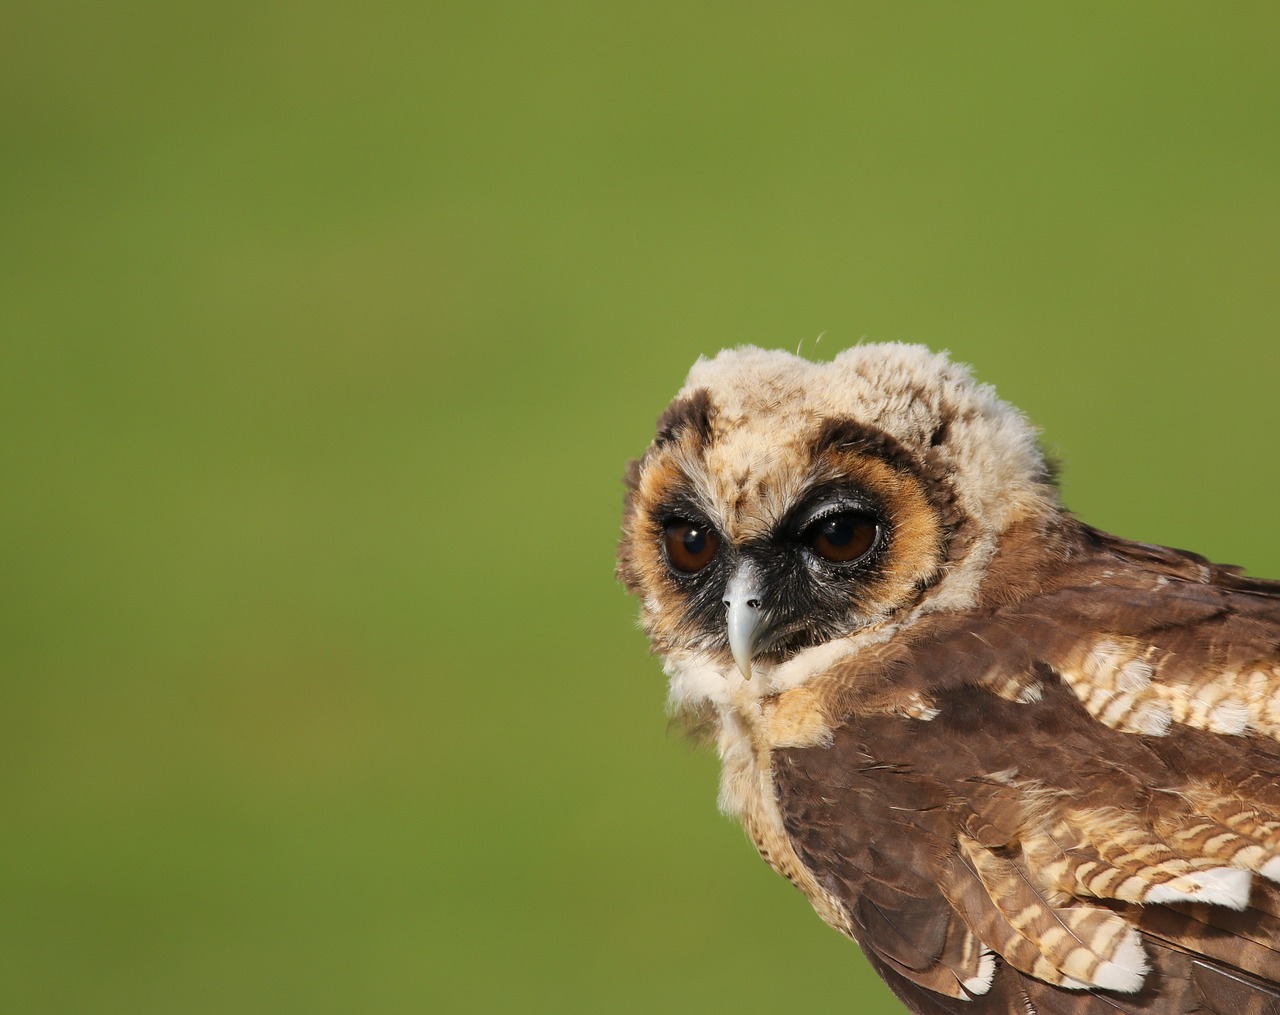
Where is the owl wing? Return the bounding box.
[771,530,1280,1014]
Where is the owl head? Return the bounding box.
[617,345,1060,695]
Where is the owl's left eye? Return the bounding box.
[803,511,879,564]
[662,519,720,574]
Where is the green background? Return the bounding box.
[4,4,1279,1012]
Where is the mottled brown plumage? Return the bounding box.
[618,345,1280,1013]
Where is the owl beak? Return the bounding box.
[724,565,765,681]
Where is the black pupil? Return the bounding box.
[682,527,707,555]
[821,517,857,546]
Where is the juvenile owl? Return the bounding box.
[617,345,1280,1015]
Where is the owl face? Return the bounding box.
[618,344,1057,685]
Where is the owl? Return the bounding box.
[617,344,1280,1015]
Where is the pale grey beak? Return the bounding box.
[723,563,765,680]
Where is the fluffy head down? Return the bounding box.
[675,344,1050,534]
[617,344,1060,694]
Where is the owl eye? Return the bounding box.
[662,519,720,574]
[803,511,879,564]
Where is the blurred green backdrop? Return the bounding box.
[3,3,1279,1013]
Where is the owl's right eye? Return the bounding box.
[662,519,720,574]
[803,511,879,564]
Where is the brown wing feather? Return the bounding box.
[773,525,1280,1013]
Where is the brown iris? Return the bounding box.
[804,511,878,563]
[662,519,720,573]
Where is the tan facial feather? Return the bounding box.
[680,344,1056,533]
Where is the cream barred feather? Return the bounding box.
[951,832,1149,992]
